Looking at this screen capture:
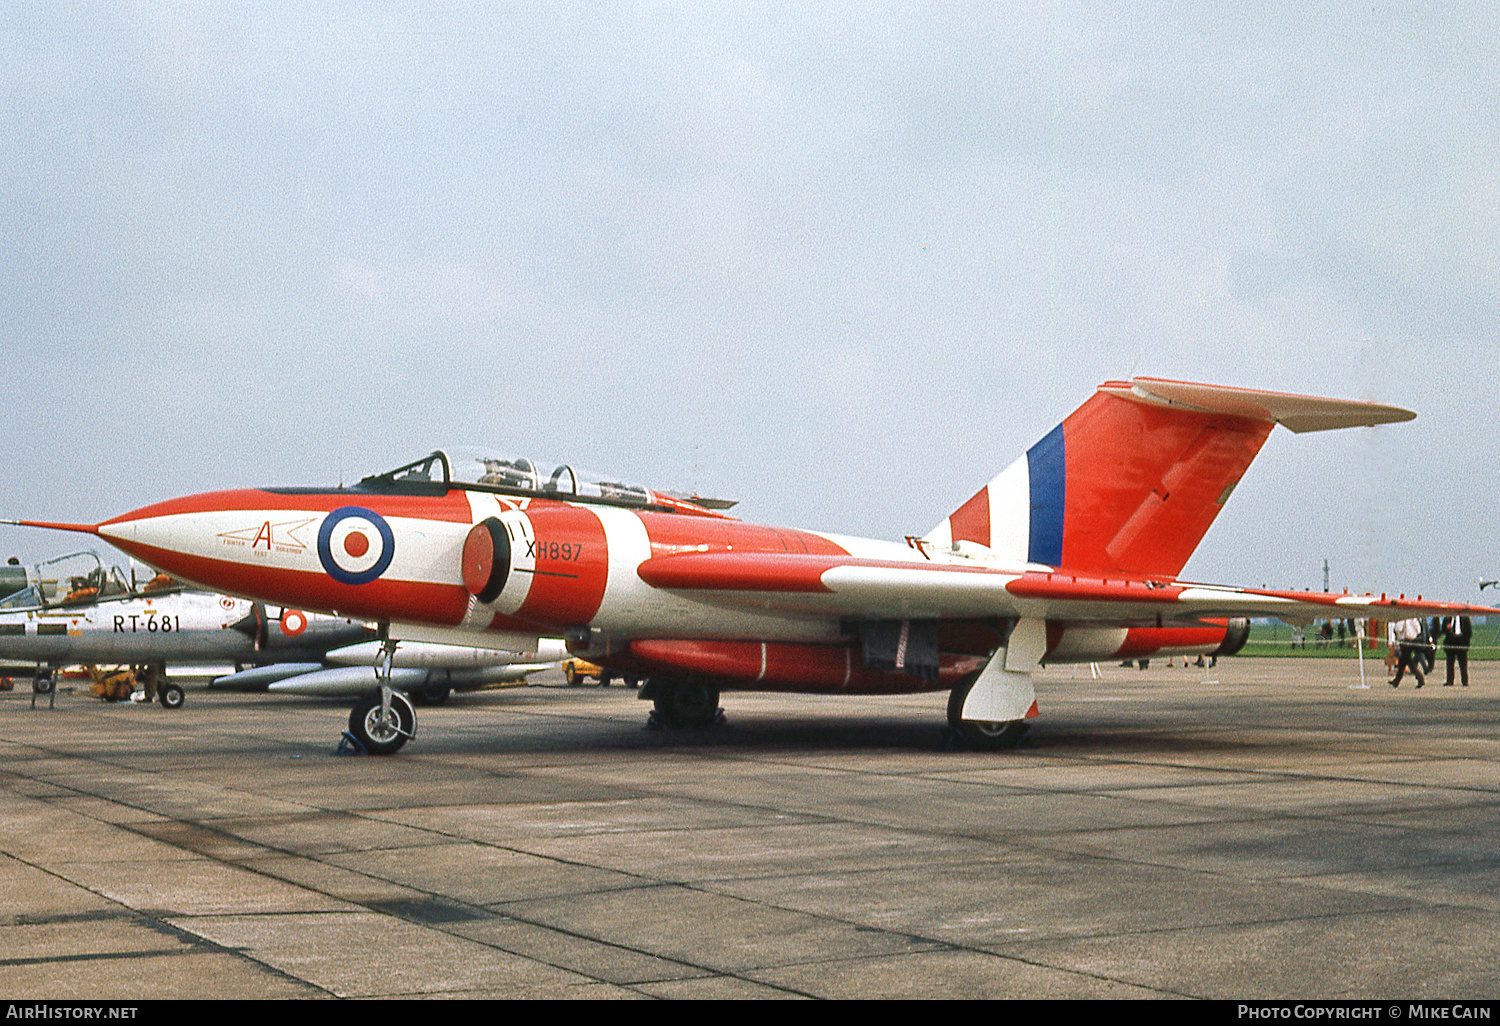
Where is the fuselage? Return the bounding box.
[87,481,1240,693]
[94,486,883,643]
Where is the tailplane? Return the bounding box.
[924,377,1413,578]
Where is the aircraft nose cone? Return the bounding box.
[92,490,267,576]
[97,507,174,554]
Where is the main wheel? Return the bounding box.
[653,681,721,729]
[33,674,54,695]
[348,692,416,755]
[946,678,1028,750]
[158,683,185,709]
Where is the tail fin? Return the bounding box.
[924,377,1413,578]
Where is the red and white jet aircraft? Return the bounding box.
[13,377,1491,753]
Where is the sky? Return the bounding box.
[1,3,1495,603]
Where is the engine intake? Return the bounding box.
[462,517,511,604]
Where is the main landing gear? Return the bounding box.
[946,676,1028,751]
[30,668,55,709]
[139,662,185,709]
[641,679,723,730]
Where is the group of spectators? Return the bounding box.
[1387,615,1473,689]
[1290,619,1359,648]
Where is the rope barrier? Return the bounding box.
[1249,638,1500,651]
[1247,623,1500,655]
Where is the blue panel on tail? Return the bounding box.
[1027,423,1066,566]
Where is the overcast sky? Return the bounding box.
[2,3,1495,602]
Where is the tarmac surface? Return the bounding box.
[3,656,1499,1000]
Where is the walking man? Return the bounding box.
[1443,615,1473,687]
[1390,618,1427,688]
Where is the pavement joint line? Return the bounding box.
[0,947,204,968]
[154,922,342,998]
[462,874,987,989]
[1009,840,1490,881]
[0,853,140,919]
[0,899,342,998]
[5,776,328,829]
[453,908,860,999]
[403,890,828,992]
[1269,875,1500,915]
[106,839,753,993]
[661,879,1046,967]
[652,890,1198,999]
[521,749,1500,805]
[394,800,1261,867]
[986,900,1431,946]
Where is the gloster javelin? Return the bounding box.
[14,377,1491,753]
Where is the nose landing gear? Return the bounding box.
[345,635,416,755]
[348,690,416,755]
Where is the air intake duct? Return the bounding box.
[461,517,511,604]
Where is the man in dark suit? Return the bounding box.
[1443,615,1473,687]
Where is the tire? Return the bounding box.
[406,683,450,706]
[652,681,720,729]
[946,677,1028,751]
[158,683,186,709]
[348,692,416,755]
[33,674,54,695]
[565,663,580,687]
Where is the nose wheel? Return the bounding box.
[347,634,416,755]
[349,690,416,755]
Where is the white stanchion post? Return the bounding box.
[1350,619,1370,689]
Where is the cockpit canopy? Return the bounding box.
[362,448,654,506]
[0,551,180,611]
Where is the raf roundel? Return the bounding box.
[317,507,396,586]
